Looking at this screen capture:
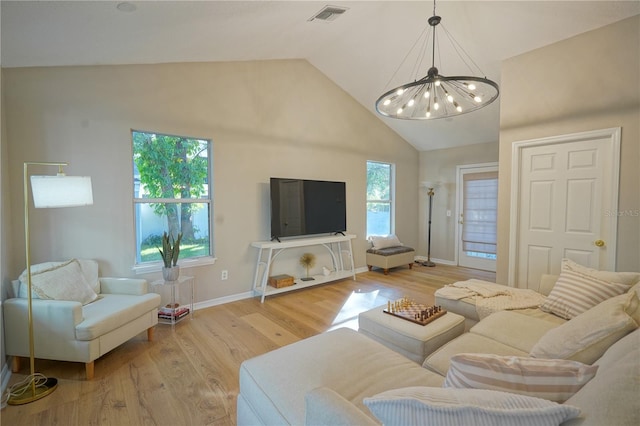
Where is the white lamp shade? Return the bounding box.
[421,181,442,190]
[30,175,93,208]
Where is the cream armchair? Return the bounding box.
[4,259,160,379]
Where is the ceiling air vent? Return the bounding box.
[308,5,349,22]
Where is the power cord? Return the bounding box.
[1,373,50,408]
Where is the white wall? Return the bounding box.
[497,15,640,284]
[1,59,419,305]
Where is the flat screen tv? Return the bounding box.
[270,177,346,240]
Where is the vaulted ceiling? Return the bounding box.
[2,1,639,151]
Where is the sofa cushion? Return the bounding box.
[540,259,638,320]
[531,291,640,364]
[20,259,98,305]
[423,333,528,377]
[305,387,378,425]
[363,386,581,426]
[76,293,160,340]
[435,295,480,323]
[444,354,598,403]
[469,311,562,353]
[238,328,443,425]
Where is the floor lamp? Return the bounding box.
[8,162,93,406]
[421,182,439,267]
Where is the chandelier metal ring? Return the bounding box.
[375,74,499,120]
[375,0,499,120]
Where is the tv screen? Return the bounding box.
[270,178,346,240]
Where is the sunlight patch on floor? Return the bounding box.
[328,289,382,331]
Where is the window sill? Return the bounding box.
[132,256,217,275]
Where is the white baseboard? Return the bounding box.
[194,291,254,311]
[414,256,456,266]
[193,267,369,311]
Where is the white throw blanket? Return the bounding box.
[437,280,547,320]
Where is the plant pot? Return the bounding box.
[162,266,180,282]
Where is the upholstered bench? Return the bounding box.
[366,245,415,275]
[358,306,465,363]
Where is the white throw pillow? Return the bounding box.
[20,259,98,305]
[540,259,636,320]
[531,291,640,364]
[363,386,580,426]
[444,353,598,403]
[370,234,403,250]
[76,258,100,294]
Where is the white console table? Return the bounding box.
[251,234,356,303]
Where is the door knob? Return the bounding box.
[595,239,605,247]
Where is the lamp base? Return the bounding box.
[420,260,436,267]
[7,377,58,405]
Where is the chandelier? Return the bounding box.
[375,0,499,120]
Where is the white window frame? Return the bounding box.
[366,160,396,238]
[131,130,216,274]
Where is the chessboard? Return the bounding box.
[383,297,446,326]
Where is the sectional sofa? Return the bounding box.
[237,261,640,425]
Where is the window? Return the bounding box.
[132,130,212,267]
[366,161,394,237]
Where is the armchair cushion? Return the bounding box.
[99,277,149,296]
[77,293,160,340]
[19,259,98,305]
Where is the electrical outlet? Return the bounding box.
[221,270,228,280]
[446,210,452,217]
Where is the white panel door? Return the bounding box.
[510,128,620,290]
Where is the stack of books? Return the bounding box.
[158,304,190,321]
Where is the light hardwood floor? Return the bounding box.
[2,264,495,425]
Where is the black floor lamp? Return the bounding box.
[421,182,439,267]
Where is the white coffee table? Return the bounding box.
[358,305,465,364]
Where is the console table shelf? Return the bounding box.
[251,234,356,302]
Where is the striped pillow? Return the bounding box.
[444,354,598,403]
[363,387,581,426]
[540,259,632,320]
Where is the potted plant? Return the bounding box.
[159,232,182,281]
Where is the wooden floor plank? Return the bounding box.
[2,266,493,425]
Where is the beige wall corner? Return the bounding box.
[418,141,499,263]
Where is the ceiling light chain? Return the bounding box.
[375,0,499,120]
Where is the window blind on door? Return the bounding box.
[462,171,498,255]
